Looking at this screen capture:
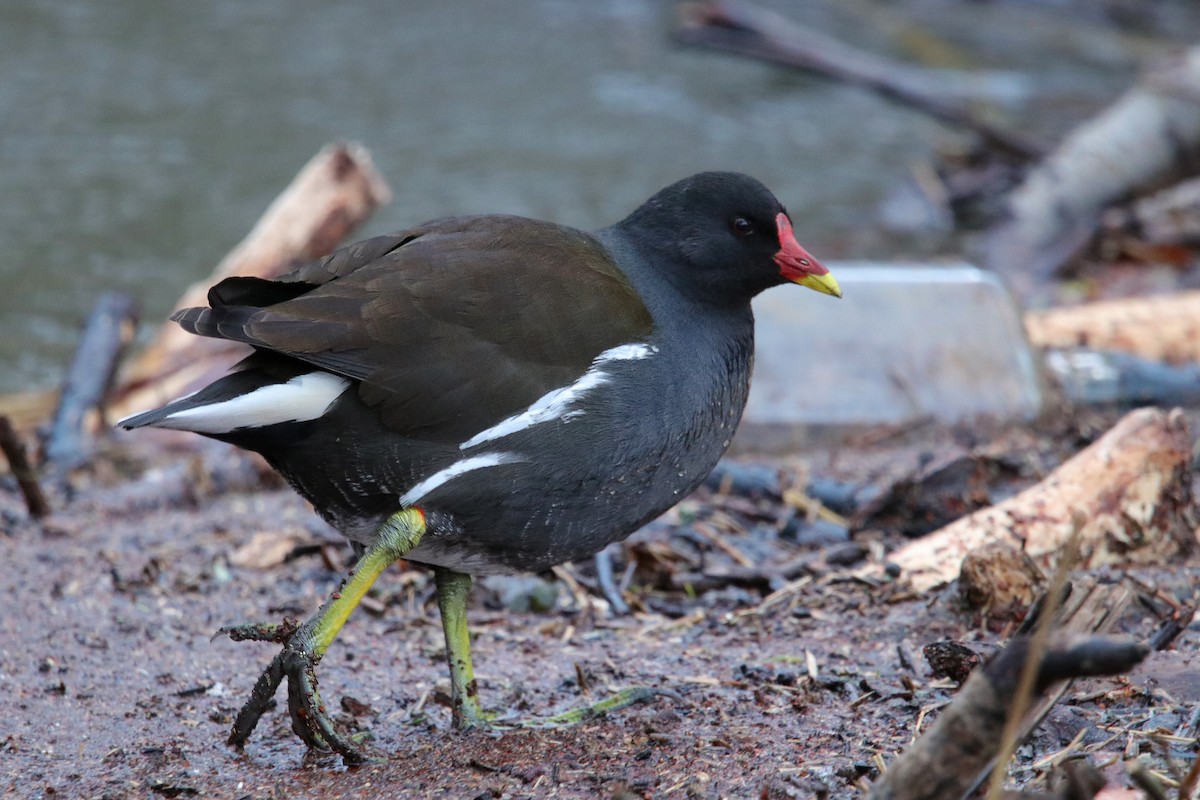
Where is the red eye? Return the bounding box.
[731,217,755,236]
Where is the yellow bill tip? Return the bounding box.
[796,271,842,298]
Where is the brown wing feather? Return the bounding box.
[173,216,654,442]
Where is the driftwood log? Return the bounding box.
[110,142,391,421]
[879,408,1195,593]
[987,44,1200,289]
[1025,291,1200,364]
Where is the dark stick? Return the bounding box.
[43,291,138,469]
[866,634,1147,800]
[0,415,51,518]
[676,0,1044,161]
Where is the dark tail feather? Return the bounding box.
[170,306,219,337]
[171,305,261,344]
[208,276,315,308]
[117,405,179,430]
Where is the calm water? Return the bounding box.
[0,0,1191,393]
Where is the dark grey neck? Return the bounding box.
[592,226,757,331]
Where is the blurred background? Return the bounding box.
[2,0,1198,394]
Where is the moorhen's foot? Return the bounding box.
[220,618,380,765]
[214,509,427,765]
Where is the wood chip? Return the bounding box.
[229,530,311,569]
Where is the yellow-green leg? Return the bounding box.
[434,568,489,728]
[434,567,668,731]
[222,508,426,765]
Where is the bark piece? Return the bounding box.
[111,142,391,420]
[1025,291,1200,364]
[959,542,1046,620]
[923,640,982,684]
[882,408,1195,593]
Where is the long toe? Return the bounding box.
[475,686,674,731]
[283,649,381,763]
[227,653,287,747]
[525,686,677,728]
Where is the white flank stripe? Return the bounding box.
[400,452,523,506]
[459,342,656,450]
[157,372,352,434]
[596,343,656,363]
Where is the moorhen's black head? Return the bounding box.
[615,171,841,304]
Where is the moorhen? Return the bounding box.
[119,171,841,763]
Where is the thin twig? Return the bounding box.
[552,565,593,614]
[0,415,50,518]
[734,575,813,618]
[692,520,754,567]
[1126,758,1173,800]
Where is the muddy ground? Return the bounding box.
[2,414,1198,800]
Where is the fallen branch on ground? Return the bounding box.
[867,633,1147,800]
[0,416,50,518]
[675,0,1042,160]
[876,408,1195,593]
[1104,174,1200,248]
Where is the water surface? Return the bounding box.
[0,0,1191,393]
